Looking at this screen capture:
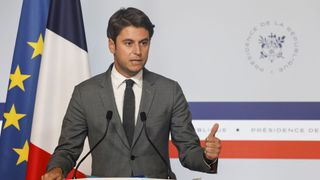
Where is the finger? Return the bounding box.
[205,152,219,160]
[209,123,219,137]
[204,149,220,160]
[206,141,221,148]
[205,145,221,153]
[206,136,220,143]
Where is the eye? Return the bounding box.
[124,40,133,46]
[140,40,149,46]
[125,42,132,46]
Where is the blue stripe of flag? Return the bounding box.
[47,0,87,51]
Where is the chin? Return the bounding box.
[130,65,144,71]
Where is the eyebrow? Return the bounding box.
[122,38,150,43]
[139,38,150,43]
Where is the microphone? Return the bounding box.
[72,111,113,179]
[140,112,176,179]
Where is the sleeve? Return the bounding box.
[46,86,88,177]
[170,81,217,173]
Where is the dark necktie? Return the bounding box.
[123,79,135,146]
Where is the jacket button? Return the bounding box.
[130,155,135,160]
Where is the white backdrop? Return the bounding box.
[1,0,320,179]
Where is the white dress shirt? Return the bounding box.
[111,66,143,125]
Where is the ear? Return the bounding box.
[108,38,116,54]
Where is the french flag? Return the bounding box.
[27,0,90,179]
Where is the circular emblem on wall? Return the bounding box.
[245,21,299,73]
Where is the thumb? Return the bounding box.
[209,123,219,137]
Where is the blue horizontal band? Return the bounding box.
[189,102,320,120]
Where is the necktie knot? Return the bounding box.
[125,79,134,88]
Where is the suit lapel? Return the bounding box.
[132,69,156,148]
[99,66,130,149]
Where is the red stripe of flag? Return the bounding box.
[27,143,86,179]
[169,140,320,159]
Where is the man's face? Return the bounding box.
[109,26,150,78]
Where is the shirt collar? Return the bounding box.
[111,65,143,89]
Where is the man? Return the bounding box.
[43,7,221,179]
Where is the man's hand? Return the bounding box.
[41,167,63,180]
[204,123,221,160]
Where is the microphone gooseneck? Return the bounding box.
[140,112,176,179]
[72,111,113,179]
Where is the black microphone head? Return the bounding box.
[140,112,147,122]
[106,111,113,121]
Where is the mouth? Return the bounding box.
[130,59,142,61]
[130,59,144,66]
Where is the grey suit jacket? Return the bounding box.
[47,65,217,178]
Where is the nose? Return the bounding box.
[133,44,142,56]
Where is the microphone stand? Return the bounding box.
[140,112,176,179]
[72,111,113,179]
